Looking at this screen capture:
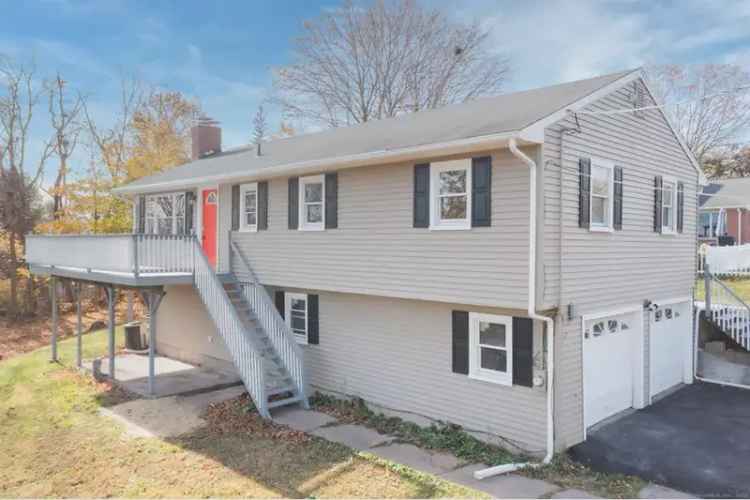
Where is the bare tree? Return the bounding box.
[646,64,750,165]
[273,0,510,127]
[48,72,84,219]
[252,104,267,149]
[0,57,53,320]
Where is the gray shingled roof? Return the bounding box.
[700,177,750,209]
[121,70,634,191]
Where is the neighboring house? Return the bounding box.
[698,177,750,246]
[27,68,703,456]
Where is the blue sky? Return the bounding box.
[1,0,749,186]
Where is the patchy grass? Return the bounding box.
[310,392,518,466]
[521,454,645,499]
[695,276,750,303]
[0,331,479,498]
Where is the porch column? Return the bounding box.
[105,285,117,380]
[140,288,166,396]
[75,282,83,369]
[50,277,58,362]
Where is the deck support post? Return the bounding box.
[105,285,117,380]
[75,282,83,368]
[139,288,166,396]
[50,277,58,362]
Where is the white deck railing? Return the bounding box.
[703,270,750,351]
[231,240,308,407]
[26,234,195,275]
[192,238,270,417]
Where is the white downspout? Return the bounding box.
[474,137,555,479]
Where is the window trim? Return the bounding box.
[239,182,258,232]
[661,176,677,235]
[430,159,472,230]
[285,292,308,345]
[144,191,187,235]
[468,312,513,386]
[298,174,325,231]
[588,159,614,233]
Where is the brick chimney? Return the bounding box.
[191,116,221,160]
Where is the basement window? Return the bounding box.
[468,313,512,386]
[285,293,308,344]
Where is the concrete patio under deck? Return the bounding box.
[83,353,242,398]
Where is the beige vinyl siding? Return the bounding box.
[544,78,698,449]
[226,149,531,309]
[270,287,548,453]
[155,284,235,372]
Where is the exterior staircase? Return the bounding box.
[702,270,750,351]
[191,238,308,418]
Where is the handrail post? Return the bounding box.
[704,263,712,314]
[133,234,140,278]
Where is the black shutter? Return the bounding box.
[613,166,623,231]
[471,156,492,227]
[452,310,469,375]
[137,195,146,234]
[185,191,195,234]
[325,173,338,229]
[288,177,299,230]
[275,291,285,319]
[231,184,240,231]
[654,175,663,233]
[512,317,534,388]
[307,294,319,345]
[578,158,591,228]
[677,181,684,234]
[413,164,430,228]
[258,181,268,230]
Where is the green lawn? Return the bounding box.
[695,277,750,303]
[0,330,477,498]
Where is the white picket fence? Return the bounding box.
[698,244,750,277]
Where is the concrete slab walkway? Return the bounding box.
[270,406,692,499]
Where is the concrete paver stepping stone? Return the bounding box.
[272,407,336,432]
[311,423,394,450]
[551,488,602,498]
[439,463,558,499]
[639,483,694,499]
[369,442,460,475]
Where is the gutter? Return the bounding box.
[473,137,555,479]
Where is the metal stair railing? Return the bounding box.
[191,237,270,417]
[230,239,309,408]
[704,268,750,351]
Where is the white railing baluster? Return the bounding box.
[705,270,750,351]
[230,239,308,408]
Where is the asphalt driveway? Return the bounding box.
[570,382,750,498]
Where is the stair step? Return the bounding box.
[267,384,295,396]
[268,394,303,409]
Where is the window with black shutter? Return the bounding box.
[413,164,430,228]
[579,158,591,229]
[472,156,492,227]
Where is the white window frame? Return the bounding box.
[661,176,677,235]
[299,174,325,231]
[589,159,614,233]
[239,182,258,232]
[285,292,308,345]
[144,192,187,235]
[430,159,472,230]
[468,312,513,386]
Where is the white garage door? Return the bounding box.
[584,310,642,428]
[649,301,691,398]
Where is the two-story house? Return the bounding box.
[27,68,702,459]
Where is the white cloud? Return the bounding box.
[448,0,750,90]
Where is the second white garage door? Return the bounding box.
[649,300,692,398]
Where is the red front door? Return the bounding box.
[202,189,218,267]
